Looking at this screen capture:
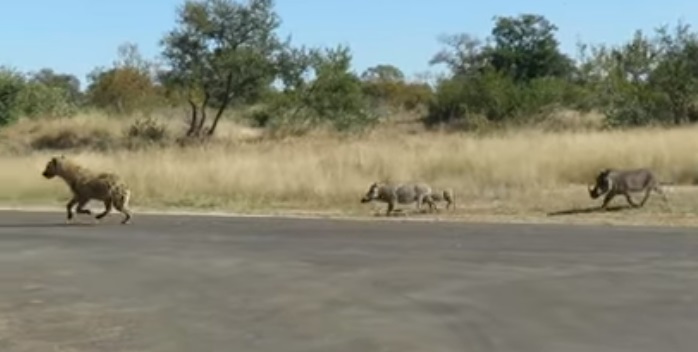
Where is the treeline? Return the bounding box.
[3,0,698,138]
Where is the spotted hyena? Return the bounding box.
[42,155,133,224]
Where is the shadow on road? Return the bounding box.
[0,222,97,228]
[547,204,632,216]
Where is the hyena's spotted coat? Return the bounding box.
[42,155,133,224]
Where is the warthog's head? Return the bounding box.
[361,182,380,203]
[588,169,613,199]
[42,155,65,179]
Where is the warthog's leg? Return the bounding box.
[638,188,654,207]
[624,193,641,208]
[424,196,437,213]
[65,196,78,221]
[653,186,669,202]
[95,199,112,220]
[601,192,616,209]
[386,202,395,216]
[416,195,424,212]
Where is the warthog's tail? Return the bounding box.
[654,181,672,204]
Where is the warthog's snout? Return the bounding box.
[42,170,53,179]
[360,195,372,203]
[588,183,603,199]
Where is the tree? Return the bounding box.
[361,64,405,82]
[0,67,25,126]
[429,33,489,77]
[649,23,698,124]
[160,0,282,137]
[86,42,161,115]
[360,65,432,111]
[252,45,376,133]
[487,14,574,82]
[29,68,82,106]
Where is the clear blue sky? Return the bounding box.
[2,0,696,89]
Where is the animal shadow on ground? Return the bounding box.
[372,208,436,217]
[547,204,632,216]
[0,222,98,228]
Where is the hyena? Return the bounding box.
[429,188,456,210]
[588,168,668,209]
[42,155,133,224]
[360,182,436,216]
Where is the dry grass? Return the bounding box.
[2,112,698,226]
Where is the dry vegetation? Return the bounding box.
[2,111,698,226]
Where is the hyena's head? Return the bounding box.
[42,155,66,179]
[588,169,613,199]
[361,182,381,203]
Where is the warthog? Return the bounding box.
[360,182,436,216]
[428,188,456,210]
[588,168,668,209]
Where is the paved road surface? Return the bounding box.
[0,211,697,352]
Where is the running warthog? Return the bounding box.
[360,182,436,216]
[588,168,668,209]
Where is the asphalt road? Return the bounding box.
[0,211,697,352]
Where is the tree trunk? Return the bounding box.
[186,99,199,137]
[195,92,210,136]
[207,73,234,137]
[208,96,231,137]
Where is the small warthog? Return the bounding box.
[588,168,668,209]
[360,182,436,216]
[428,188,456,210]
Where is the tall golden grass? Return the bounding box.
[1,112,698,223]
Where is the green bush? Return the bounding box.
[0,68,25,126]
[17,82,77,118]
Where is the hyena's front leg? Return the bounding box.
[75,198,92,215]
[65,196,78,221]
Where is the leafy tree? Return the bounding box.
[29,68,82,106]
[360,64,432,111]
[592,24,698,127]
[429,33,489,77]
[487,14,574,82]
[361,64,405,82]
[86,43,161,115]
[426,14,578,128]
[254,45,376,133]
[648,23,698,124]
[16,81,77,118]
[160,0,282,137]
[0,67,25,126]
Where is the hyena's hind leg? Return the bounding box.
[113,190,133,224]
[95,198,113,220]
